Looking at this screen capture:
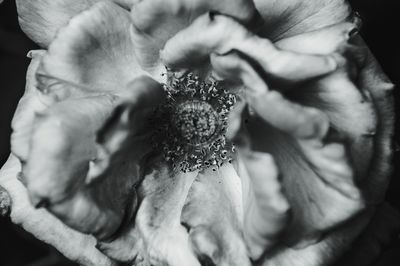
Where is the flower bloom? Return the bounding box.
[0,0,398,266]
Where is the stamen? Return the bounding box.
[151,71,236,172]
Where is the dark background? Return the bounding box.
[0,0,399,265]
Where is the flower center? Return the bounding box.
[173,100,218,146]
[151,72,236,172]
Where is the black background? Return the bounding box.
[0,0,399,265]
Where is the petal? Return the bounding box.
[253,0,351,40]
[355,38,395,202]
[274,23,392,203]
[130,0,261,72]
[181,164,251,266]
[161,14,339,83]
[11,50,51,162]
[262,208,375,266]
[25,94,118,206]
[39,1,150,94]
[16,0,136,47]
[236,150,289,259]
[0,156,114,266]
[189,18,366,245]
[135,159,200,266]
[23,76,163,241]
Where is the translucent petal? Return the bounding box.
[16,0,136,47]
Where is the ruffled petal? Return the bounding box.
[181,164,250,265]
[16,0,136,47]
[135,159,200,266]
[130,0,260,73]
[39,1,151,94]
[0,156,114,266]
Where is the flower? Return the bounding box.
[0,0,398,266]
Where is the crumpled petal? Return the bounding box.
[16,0,136,47]
[39,1,150,94]
[130,0,261,73]
[135,158,200,266]
[0,156,115,266]
[181,164,250,266]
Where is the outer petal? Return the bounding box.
[274,24,393,203]
[181,164,250,266]
[235,150,290,259]
[23,76,163,241]
[0,156,115,266]
[16,0,136,47]
[39,1,152,94]
[253,0,351,40]
[11,50,50,162]
[135,158,200,266]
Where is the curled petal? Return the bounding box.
[161,14,339,83]
[130,0,260,72]
[16,0,136,47]
[236,151,289,259]
[181,164,250,266]
[39,1,148,93]
[0,156,114,266]
[136,160,200,266]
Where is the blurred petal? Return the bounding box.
[16,0,136,47]
[39,1,150,94]
[262,208,375,266]
[355,38,395,202]
[337,203,400,266]
[0,156,115,266]
[181,164,250,266]
[236,151,289,259]
[136,159,200,266]
[130,0,260,72]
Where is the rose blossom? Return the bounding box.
[0,0,398,265]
